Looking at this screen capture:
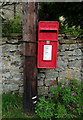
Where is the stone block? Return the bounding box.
[61,56,68,62]
[0,46,2,54]
[77,43,83,49]
[59,50,77,56]
[19,87,23,94]
[38,86,48,95]
[45,78,57,86]
[69,44,77,50]
[61,44,70,51]
[37,73,45,80]
[0,83,2,94]
[57,59,68,70]
[68,60,81,68]
[76,56,82,60]
[75,49,82,56]
[10,45,17,52]
[65,69,81,81]
[65,50,76,56]
[9,67,21,74]
[46,71,58,79]
[9,84,19,91]
[3,72,10,78]
[59,39,77,44]
[59,71,67,79]
[3,84,19,93]
[68,56,76,61]
[38,80,44,86]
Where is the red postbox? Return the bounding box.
[37,21,59,68]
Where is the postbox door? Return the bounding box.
[37,41,58,68]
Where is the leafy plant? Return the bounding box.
[2,15,22,38]
[60,23,83,38]
[35,97,55,119]
[35,79,83,119]
[55,103,68,118]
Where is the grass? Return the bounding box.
[0,94,2,119]
[2,92,37,119]
[2,92,82,120]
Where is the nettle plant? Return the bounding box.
[35,79,83,119]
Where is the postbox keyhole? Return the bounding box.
[46,41,50,44]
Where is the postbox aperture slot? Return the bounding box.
[40,30,57,32]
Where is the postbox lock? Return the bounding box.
[46,41,50,44]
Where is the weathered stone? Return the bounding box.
[38,86,48,95]
[9,67,21,73]
[61,56,68,62]
[38,80,44,86]
[61,44,70,51]
[2,37,8,42]
[68,60,81,68]
[75,49,82,56]
[68,56,76,61]
[0,76,2,84]
[10,45,17,52]
[59,39,83,44]
[45,78,57,86]
[3,72,10,78]
[59,50,76,56]
[0,83,2,94]
[46,71,58,79]
[37,73,45,80]
[19,87,23,94]
[17,44,23,51]
[69,44,77,50]
[77,43,83,49]
[57,60,68,70]
[3,84,19,93]
[0,46,2,55]
[59,71,67,79]
[62,69,81,81]
[76,56,82,60]
[2,44,15,52]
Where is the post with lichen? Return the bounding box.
[22,2,38,115]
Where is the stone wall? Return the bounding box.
[1,37,23,93]
[38,39,83,96]
[1,37,83,96]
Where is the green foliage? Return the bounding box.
[39,2,83,39]
[51,79,82,118]
[35,97,55,119]
[39,2,83,28]
[60,23,83,38]
[55,103,68,119]
[2,15,22,38]
[2,92,28,118]
[35,79,83,119]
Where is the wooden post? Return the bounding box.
[22,2,38,115]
